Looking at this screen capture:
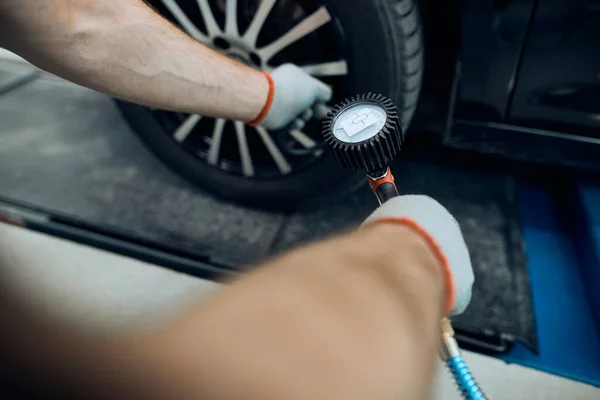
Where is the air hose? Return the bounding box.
[440,318,488,400]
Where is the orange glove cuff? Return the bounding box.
[247,72,275,126]
[374,217,456,316]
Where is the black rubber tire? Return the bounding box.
[116,0,423,211]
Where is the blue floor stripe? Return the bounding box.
[497,183,600,387]
[574,184,600,330]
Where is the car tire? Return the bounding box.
[116,0,423,211]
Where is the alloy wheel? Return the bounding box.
[150,0,351,179]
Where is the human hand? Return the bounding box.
[363,195,474,316]
[252,64,332,130]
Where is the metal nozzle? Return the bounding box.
[439,318,461,361]
[441,317,454,337]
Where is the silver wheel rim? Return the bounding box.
[152,0,351,179]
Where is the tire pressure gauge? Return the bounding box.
[324,95,486,399]
[322,93,403,204]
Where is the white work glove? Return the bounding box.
[253,64,332,131]
[363,195,474,316]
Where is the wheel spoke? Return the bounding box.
[197,0,222,37]
[207,118,226,165]
[289,129,317,149]
[314,104,332,120]
[160,0,209,43]
[224,0,239,36]
[234,121,255,177]
[173,114,202,143]
[155,1,345,180]
[301,60,348,77]
[258,6,331,62]
[255,127,292,174]
[243,0,277,46]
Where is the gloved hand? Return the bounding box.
[363,195,474,316]
[248,64,332,131]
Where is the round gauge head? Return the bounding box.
[322,93,403,174]
[331,102,388,144]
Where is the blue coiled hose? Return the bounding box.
[439,319,488,400]
[446,355,487,400]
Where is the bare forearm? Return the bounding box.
[0,0,268,121]
[143,224,446,399]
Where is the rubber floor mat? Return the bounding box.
[274,158,536,351]
[0,70,537,351]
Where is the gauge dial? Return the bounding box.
[332,102,388,144]
[322,94,403,173]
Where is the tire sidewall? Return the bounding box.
[326,0,402,104]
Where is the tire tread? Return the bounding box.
[385,0,424,126]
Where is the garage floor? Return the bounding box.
[1,222,597,399]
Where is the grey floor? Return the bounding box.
[0,50,598,399]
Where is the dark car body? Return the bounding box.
[418,0,600,170]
